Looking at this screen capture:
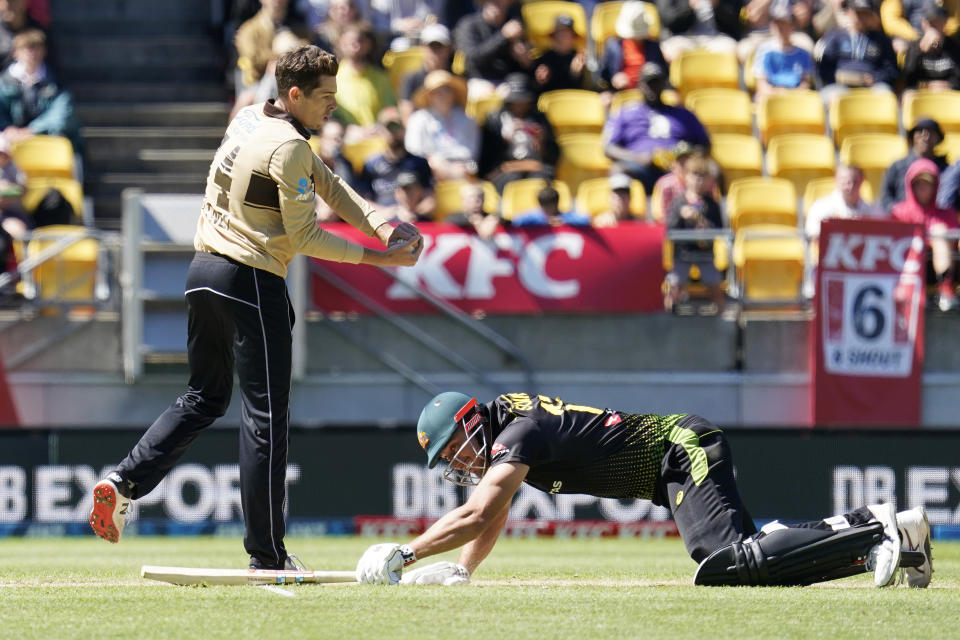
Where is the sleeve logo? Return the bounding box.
[295,176,315,201]
[490,442,509,461]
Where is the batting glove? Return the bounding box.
[400,561,470,586]
[355,543,416,585]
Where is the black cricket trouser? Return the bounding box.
[117,251,294,567]
[652,415,758,563]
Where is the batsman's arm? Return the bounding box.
[457,498,511,574]
[408,462,528,561]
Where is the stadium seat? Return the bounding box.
[590,1,660,58]
[733,224,806,302]
[23,224,99,302]
[575,175,646,218]
[11,135,75,180]
[684,88,753,136]
[829,89,899,148]
[937,132,960,164]
[756,90,825,145]
[433,179,500,221]
[765,134,836,195]
[500,178,572,220]
[726,176,798,231]
[466,94,503,123]
[382,47,424,93]
[710,134,763,190]
[539,90,606,135]
[23,177,84,219]
[521,1,587,52]
[556,133,613,195]
[609,88,643,113]
[902,89,960,135]
[668,49,740,98]
[341,137,387,173]
[838,133,908,201]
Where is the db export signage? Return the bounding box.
[311,222,665,313]
[812,219,926,426]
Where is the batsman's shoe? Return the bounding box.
[89,473,131,543]
[249,554,307,571]
[866,503,901,587]
[898,506,932,588]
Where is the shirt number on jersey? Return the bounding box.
[536,395,603,417]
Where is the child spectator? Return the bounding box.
[511,185,591,226]
[599,3,666,92]
[753,1,815,99]
[891,158,960,311]
[446,182,501,239]
[664,154,725,313]
[534,14,588,93]
[901,2,960,91]
[651,143,703,224]
[404,70,480,180]
[592,173,638,227]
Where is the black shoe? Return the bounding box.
[249,554,306,571]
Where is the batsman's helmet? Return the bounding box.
[417,391,475,468]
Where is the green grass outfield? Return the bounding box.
[1,536,957,640]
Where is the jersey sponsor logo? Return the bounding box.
[675,490,684,506]
[604,413,622,427]
[490,442,509,462]
[417,431,429,449]
[549,480,562,494]
[295,175,315,202]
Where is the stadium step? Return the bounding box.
[81,127,226,154]
[68,83,229,104]
[76,103,230,128]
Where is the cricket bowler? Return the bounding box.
[356,392,933,587]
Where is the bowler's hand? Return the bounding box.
[387,222,422,248]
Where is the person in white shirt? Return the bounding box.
[404,69,480,180]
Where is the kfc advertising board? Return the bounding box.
[311,222,666,313]
[812,219,926,426]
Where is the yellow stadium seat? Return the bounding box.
[556,133,613,195]
[23,177,84,219]
[10,135,75,180]
[540,90,606,136]
[451,50,466,75]
[668,49,740,98]
[733,224,806,301]
[902,89,960,135]
[710,134,763,190]
[521,1,587,52]
[500,178,572,220]
[24,224,99,302]
[466,94,503,123]
[382,47,425,93]
[726,177,798,231]
[609,88,643,113]
[756,90,825,145]
[766,134,836,195]
[341,137,387,173]
[937,132,960,164]
[684,88,753,136]
[838,133,908,202]
[575,175,646,218]
[433,179,500,221]
[829,89,899,148]
[590,1,660,58]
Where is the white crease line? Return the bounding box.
[257,584,297,598]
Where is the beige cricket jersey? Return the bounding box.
[195,99,388,277]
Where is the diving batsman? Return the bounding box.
[355,392,933,587]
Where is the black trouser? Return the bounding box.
[653,415,758,563]
[117,251,294,568]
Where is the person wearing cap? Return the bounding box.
[753,0,815,99]
[387,170,435,222]
[332,21,396,130]
[354,391,930,589]
[404,70,480,181]
[446,182,501,240]
[592,173,641,227]
[656,0,741,63]
[815,0,899,105]
[453,0,532,99]
[398,23,454,122]
[879,117,948,211]
[599,2,666,91]
[891,157,960,311]
[478,72,560,192]
[533,14,587,93]
[901,1,960,91]
[357,106,435,211]
[511,184,591,226]
[603,61,710,192]
[881,0,959,55]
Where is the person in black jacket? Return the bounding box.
[901,2,960,91]
[657,0,742,62]
[453,0,532,98]
[879,117,948,211]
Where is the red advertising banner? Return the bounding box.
[311,222,666,314]
[812,218,926,427]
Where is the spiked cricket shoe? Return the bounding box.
[898,506,932,588]
[90,475,131,543]
[866,503,901,587]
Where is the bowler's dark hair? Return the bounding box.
[276,45,339,97]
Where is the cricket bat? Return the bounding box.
[141,565,357,586]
